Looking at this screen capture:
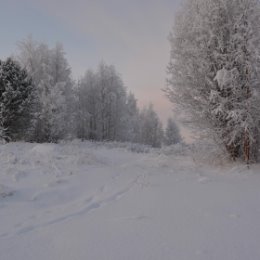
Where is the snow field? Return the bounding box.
[0,141,260,260]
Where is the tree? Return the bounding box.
[164,118,182,145]
[76,63,128,142]
[17,37,74,142]
[123,92,141,143]
[0,58,34,141]
[76,70,97,140]
[96,63,127,141]
[166,0,260,162]
[50,43,75,138]
[139,104,163,148]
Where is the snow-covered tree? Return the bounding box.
[0,58,34,141]
[139,104,163,148]
[50,43,75,138]
[123,92,141,143]
[76,70,97,140]
[76,63,128,141]
[164,118,182,145]
[96,63,127,141]
[166,0,260,162]
[17,37,74,142]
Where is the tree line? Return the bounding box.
[0,37,181,147]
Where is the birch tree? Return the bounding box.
[164,118,182,145]
[17,37,74,142]
[76,63,128,141]
[166,0,260,162]
[139,104,163,148]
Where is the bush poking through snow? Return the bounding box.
[0,184,14,198]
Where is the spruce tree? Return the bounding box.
[0,58,34,141]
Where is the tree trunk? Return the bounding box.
[244,129,250,166]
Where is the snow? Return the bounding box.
[214,68,231,90]
[0,141,260,260]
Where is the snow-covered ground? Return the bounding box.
[0,141,260,260]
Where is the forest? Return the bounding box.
[0,37,181,148]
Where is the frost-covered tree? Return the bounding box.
[164,118,182,145]
[76,70,97,140]
[17,37,74,142]
[96,63,127,141]
[50,43,75,138]
[166,0,260,162]
[76,63,128,141]
[123,92,141,143]
[0,58,34,141]
[139,104,163,148]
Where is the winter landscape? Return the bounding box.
[1,0,260,259]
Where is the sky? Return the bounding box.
[0,0,181,125]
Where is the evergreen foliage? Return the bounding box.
[0,58,34,141]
